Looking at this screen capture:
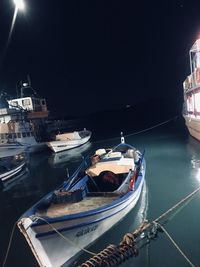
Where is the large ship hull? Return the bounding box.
[183,115,200,141]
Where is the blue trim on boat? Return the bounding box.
[35,181,144,238]
[32,161,145,228]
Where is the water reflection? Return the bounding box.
[1,167,30,193]
[48,142,92,167]
[187,136,200,167]
[187,136,200,184]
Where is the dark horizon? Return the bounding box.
[0,1,200,117]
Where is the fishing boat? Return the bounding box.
[46,129,92,153]
[0,79,49,152]
[17,133,146,267]
[183,38,200,141]
[0,146,27,182]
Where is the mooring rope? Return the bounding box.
[156,222,196,267]
[93,116,178,144]
[2,221,17,267]
[78,185,200,267]
[33,216,97,256]
[153,185,200,224]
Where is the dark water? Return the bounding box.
[1,117,200,267]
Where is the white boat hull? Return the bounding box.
[19,177,144,267]
[47,135,91,153]
[183,115,200,141]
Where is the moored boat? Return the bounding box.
[0,79,49,152]
[48,141,92,166]
[183,38,200,141]
[46,129,92,153]
[17,133,146,267]
[0,147,27,182]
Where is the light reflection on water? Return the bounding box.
[187,136,200,186]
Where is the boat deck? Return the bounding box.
[39,195,119,218]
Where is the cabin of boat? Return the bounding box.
[7,82,49,119]
[0,80,49,145]
[183,39,200,117]
[182,39,200,140]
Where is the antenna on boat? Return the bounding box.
[121,132,125,144]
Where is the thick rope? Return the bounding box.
[78,186,200,266]
[156,222,196,267]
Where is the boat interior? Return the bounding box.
[36,147,141,218]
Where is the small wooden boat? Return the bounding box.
[0,147,27,182]
[17,133,146,267]
[46,129,92,153]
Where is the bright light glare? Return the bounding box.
[13,0,25,11]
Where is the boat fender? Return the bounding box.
[128,173,136,191]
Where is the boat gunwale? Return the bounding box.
[34,182,144,238]
[30,160,145,227]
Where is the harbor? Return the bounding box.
[1,117,200,267]
[1,1,200,266]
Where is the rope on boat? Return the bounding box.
[93,116,178,144]
[78,186,200,267]
[33,216,97,256]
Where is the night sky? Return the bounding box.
[0,0,200,117]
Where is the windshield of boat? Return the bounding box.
[112,143,135,153]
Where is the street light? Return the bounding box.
[13,0,25,11]
[2,0,25,60]
[8,0,25,44]
[0,0,26,70]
